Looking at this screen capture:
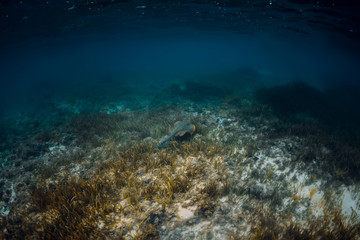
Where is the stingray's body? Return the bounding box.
[158,121,196,148]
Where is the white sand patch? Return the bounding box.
[177,206,195,220]
[295,172,308,184]
[341,186,360,216]
[48,144,66,153]
[69,164,81,175]
[220,196,228,203]
[0,206,10,216]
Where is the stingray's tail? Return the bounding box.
[157,133,175,148]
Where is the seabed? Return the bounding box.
[0,81,360,239]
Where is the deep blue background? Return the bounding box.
[0,0,359,116]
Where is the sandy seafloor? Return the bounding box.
[0,80,360,239]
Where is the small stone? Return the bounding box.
[250,169,259,178]
[177,206,194,220]
[186,218,197,225]
[206,231,214,240]
[147,211,165,226]
[250,183,275,199]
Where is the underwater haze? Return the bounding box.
[1,0,360,239]
[1,0,360,106]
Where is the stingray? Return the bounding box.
[158,120,196,148]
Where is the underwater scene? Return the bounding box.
[1,0,360,239]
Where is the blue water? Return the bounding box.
[1,1,359,105]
